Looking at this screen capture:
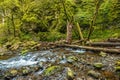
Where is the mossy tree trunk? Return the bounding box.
[87,0,103,40]
[11,13,16,37]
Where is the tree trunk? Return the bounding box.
[66,21,73,44]
[76,22,84,40]
[87,0,102,40]
[11,13,16,37]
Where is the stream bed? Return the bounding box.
[0,48,120,80]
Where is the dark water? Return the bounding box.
[0,48,120,80]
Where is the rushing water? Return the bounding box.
[0,48,120,80]
[0,49,85,70]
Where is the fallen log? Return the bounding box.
[89,42,120,47]
[108,38,120,42]
[57,44,120,53]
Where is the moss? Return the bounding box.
[115,66,120,71]
[21,49,28,55]
[43,65,62,76]
[93,63,103,69]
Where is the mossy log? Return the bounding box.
[108,38,120,42]
[57,44,120,53]
[89,42,120,47]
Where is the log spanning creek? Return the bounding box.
[0,48,120,80]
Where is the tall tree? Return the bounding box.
[87,0,103,40]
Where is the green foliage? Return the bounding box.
[21,49,28,55]
[43,65,62,76]
[0,0,120,43]
[38,31,66,41]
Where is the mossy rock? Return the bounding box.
[5,69,18,77]
[67,56,78,63]
[22,68,30,75]
[93,63,103,69]
[66,67,74,80]
[115,66,120,71]
[115,61,120,66]
[21,49,28,55]
[43,65,62,76]
[99,51,107,57]
[88,70,101,79]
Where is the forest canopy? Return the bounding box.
[0,0,120,43]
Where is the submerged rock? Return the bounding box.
[88,70,101,79]
[93,63,103,69]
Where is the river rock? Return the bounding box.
[88,70,101,79]
[5,69,18,77]
[115,61,120,66]
[66,67,74,80]
[93,63,103,69]
[43,65,62,76]
[22,67,31,75]
[115,66,120,71]
[67,56,78,63]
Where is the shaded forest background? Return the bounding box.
[0,0,120,44]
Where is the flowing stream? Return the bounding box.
[0,48,120,80]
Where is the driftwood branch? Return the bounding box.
[57,44,120,53]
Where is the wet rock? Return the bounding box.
[99,51,107,57]
[67,56,78,63]
[66,67,74,80]
[43,65,62,76]
[5,69,18,78]
[22,67,31,75]
[88,70,101,79]
[93,63,103,69]
[33,65,41,72]
[10,69,18,77]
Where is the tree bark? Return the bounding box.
[66,21,73,44]
[11,13,16,37]
[76,22,84,40]
[87,0,102,40]
[88,42,120,47]
[57,44,120,53]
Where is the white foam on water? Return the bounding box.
[0,50,54,69]
[66,48,86,53]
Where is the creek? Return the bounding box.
[0,48,120,80]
